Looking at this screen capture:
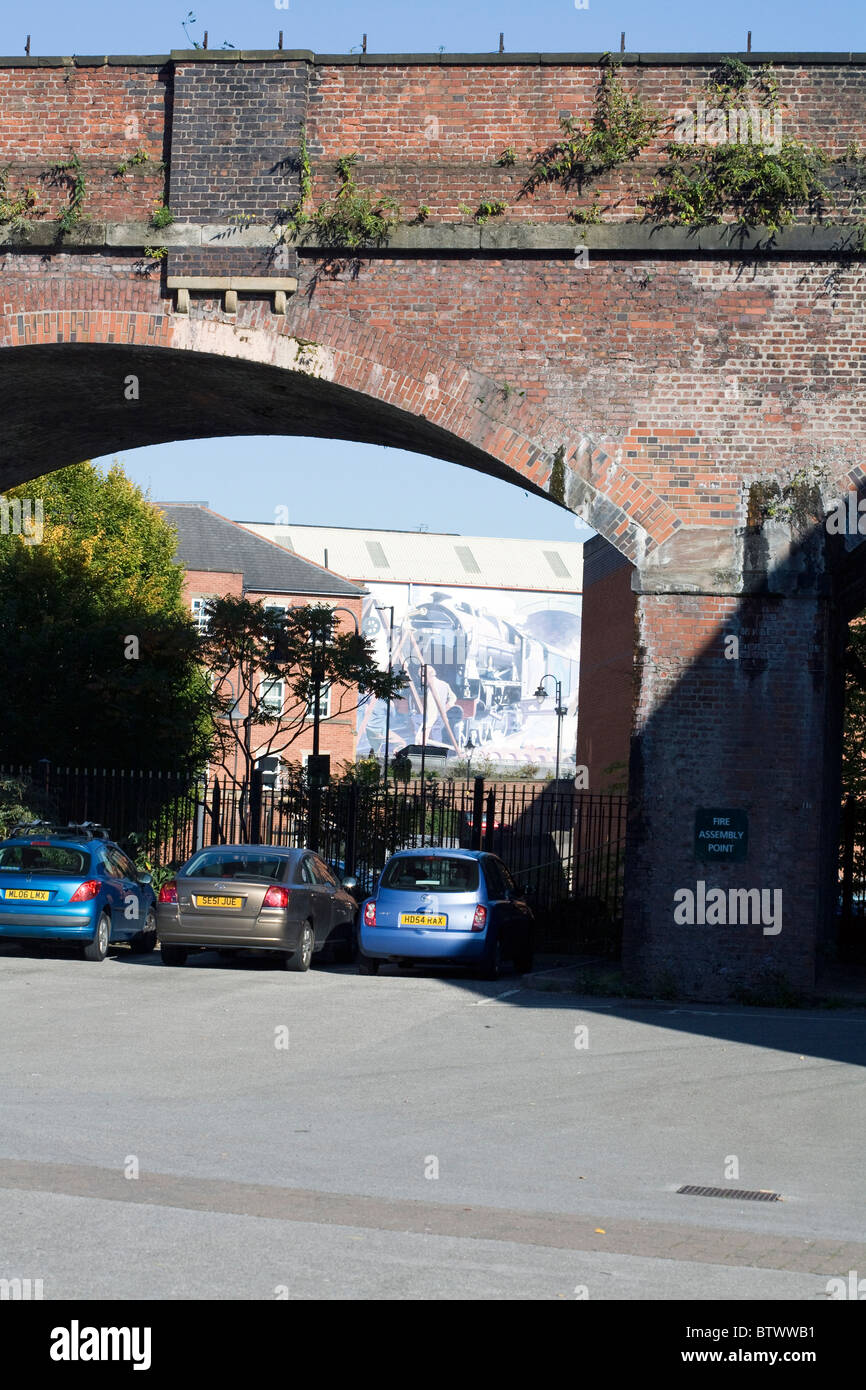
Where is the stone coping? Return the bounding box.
[0,50,864,68]
[0,220,862,257]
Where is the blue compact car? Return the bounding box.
[0,822,157,962]
[357,847,534,979]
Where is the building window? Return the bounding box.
[543,550,571,579]
[454,544,481,575]
[255,754,281,790]
[259,678,285,718]
[365,540,390,568]
[191,597,212,633]
[306,683,331,719]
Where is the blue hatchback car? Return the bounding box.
[357,847,534,979]
[0,822,157,962]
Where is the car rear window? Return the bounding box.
[182,852,289,882]
[380,856,479,893]
[0,844,90,875]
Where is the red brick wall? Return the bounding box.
[622,585,844,999]
[576,538,635,792]
[180,577,361,772]
[2,57,863,225]
[0,63,168,221]
[184,569,243,601]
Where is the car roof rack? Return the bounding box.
[10,820,112,841]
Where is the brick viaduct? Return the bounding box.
[1,47,865,999]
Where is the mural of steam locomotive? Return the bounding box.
[367,590,577,755]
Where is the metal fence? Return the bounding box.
[838,796,866,961]
[1,764,627,940]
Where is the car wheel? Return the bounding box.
[160,943,188,966]
[83,911,111,963]
[285,922,314,972]
[358,956,380,975]
[128,908,157,955]
[475,930,503,981]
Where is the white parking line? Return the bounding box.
[472,988,525,1006]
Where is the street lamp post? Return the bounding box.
[464,732,476,779]
[374,603,395,785]
[534,674,566,784]
[419,662,430,845]
[307,604,361,851]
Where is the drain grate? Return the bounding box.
[678,1184,781,1202]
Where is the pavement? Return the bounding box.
[526,954,866,1007]
[1,942,865,1300]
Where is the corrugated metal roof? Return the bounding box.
[160,506,364,598]
[238,523,583,592]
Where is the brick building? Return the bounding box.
[576,536,635,793]
[160,504,365,782]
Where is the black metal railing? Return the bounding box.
[838,796,866,961]
[1,764,627,948]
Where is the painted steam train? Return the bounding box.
[385,592,575,750]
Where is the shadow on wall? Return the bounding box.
[622,502,856,1004]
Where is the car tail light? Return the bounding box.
[472,905,487,931]
[263,885,289,908]
[158,881,178,904]
[363,901,377,927]
[69,880,101,902]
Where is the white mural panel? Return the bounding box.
[356,583,581,771]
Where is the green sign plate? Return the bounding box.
[694,808,748,863]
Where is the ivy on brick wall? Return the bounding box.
[50,152,86,236]
[0,168,41,228]
[523,62,662,197]
[643,139,830,232]
[641,59,858,232]
[280,138,402,252]
[704,56,780,110]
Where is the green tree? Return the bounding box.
[843,617,866,800]
[0,773,58,837]
[198,597,405,795]
[336,753,382,785]
[0,462,212,770]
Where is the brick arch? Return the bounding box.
[0,300,677,562]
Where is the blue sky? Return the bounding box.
[16,0,861,539]
[6,0,863,59]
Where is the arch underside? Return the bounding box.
[0,343,549,500]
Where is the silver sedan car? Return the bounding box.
[156,845,358,971]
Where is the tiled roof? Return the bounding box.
[159,505,364,597]
[239,523,584,592]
